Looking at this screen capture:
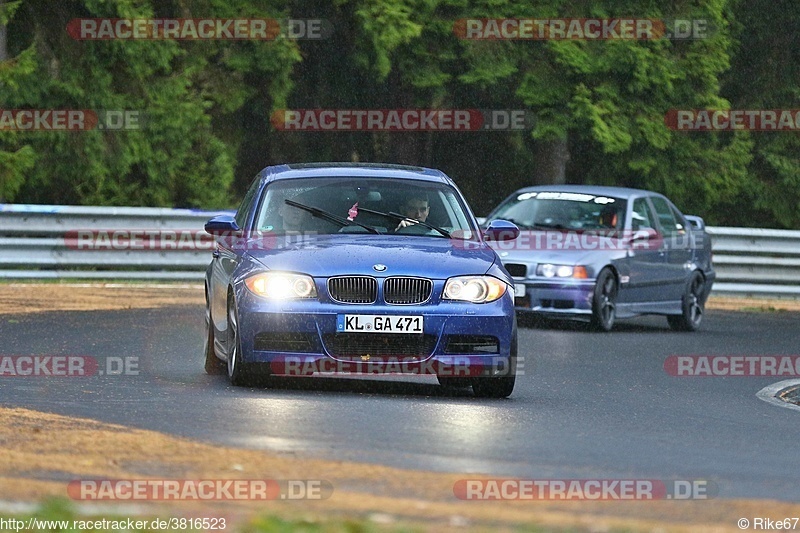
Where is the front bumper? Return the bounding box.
[234,289,517,378]
[512,279,596,316]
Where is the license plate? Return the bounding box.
[337,314,423,334]
[514,283,526,297]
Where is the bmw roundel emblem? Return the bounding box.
[373,264,387,272]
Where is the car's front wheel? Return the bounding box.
[667,271,705,332]
[471,332,517,399]
[590,268,618,332]
[227,296,253,386]
[471,374,516,398]
[437,376,471,389]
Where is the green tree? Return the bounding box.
[719,0,800,228]
[0,0,298,207]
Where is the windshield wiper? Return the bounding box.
[284,200,381,234]
[531,222,567,230]
[501,217,533,230]
[355,206,451,238]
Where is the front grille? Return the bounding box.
[323,333,437,359]
[505,263,527,277]
[444,335,500,354]
[384,277,432,304]
[328,276,377,304]
[254,332,317,353]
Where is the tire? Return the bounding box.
[472,374,516,398]
[226,295,253,386]
[590,268,618,332]
[668,271,705,332]
[203,302,226,375]
[471,330,517,399]
[437,376,471,389]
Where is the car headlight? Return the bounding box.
[245,272,317,299]
[536,264,588,279]
[443,276,508,303]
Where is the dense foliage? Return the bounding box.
[0,0,797,227]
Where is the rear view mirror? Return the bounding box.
[483,219,520,242]
[684,215,705,231]
[205,215,241,236]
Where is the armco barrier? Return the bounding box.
[0,204,798,297]
[705,226,800,297]
[0,204,231,281]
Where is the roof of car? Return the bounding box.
[261,162,449,183]
[513,184,658,198]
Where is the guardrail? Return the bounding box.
[0,204,231,281]
[706,227,800,297]
[1,204,798,298]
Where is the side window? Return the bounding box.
[234,176,261,229]
[669,205,688,234]
[631,198,655,231]
[650,196,681,237]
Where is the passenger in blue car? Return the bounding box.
[278,199,312,232]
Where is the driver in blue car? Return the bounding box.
[395,193,430,231]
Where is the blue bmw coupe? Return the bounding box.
[203,163,520,397]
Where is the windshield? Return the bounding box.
[489,191,627,231]
[253,177,477,238]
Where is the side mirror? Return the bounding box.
[205,214,241,236]
[483,219,520,242]
[684,215,705,231]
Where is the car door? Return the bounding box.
[210,176,260,342]
[622,196,670,304]
[649,195,691,302]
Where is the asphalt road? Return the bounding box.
[1,306,799,500]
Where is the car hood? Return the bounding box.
[244,235,499,279]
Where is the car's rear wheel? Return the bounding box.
[668,271,705,332]
[227,296,253,386]
[204,302,225,375]
[590,268,618,332]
